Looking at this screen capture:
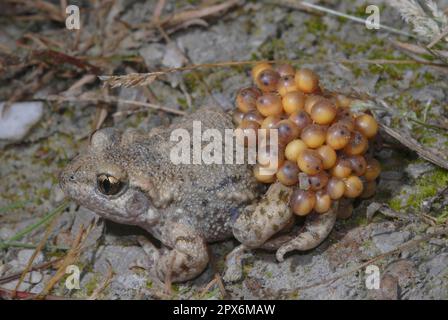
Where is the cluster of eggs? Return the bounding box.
[233,62,381,216]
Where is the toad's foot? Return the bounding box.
[222,233,297,283]
[154,224,209,283]
[276,204,337,262]
[222,245,249,283]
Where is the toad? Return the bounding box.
[60,107,337,283]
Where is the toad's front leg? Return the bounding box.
[155,223,209,283]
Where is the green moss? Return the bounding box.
[304,17,328,34]
[353,213,369,226]
[84,274,99,296]
[183,72,199,92]
[145,279,153,289]
[259,38,287,60]
[406,168,448,209]
[389,197,403,211]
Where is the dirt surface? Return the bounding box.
[0,0,448,300]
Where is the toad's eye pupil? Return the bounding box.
[103,179,110,193]
[97,174,122,195]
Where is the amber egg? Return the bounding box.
[275,119,300,146]
[277,75,298,96]
[326,123,352,150]
[343,175,364,198]
[364,158,381,181]
[290,189,316,216]
[334,94,352,108]
[235,120,259,147]
[297,149,323,175]
[301,124,326,148]
[276,160,300,186]
[307,171,329,191]
[253,164,276,183]
[355,114,378,138]
[360,179,376,198]
[285,139,307,162]
[330,158,352,178]
[314,190,332,214]
[347,155,367,176]
[310,100,337,125]
[344,131,368,155]
[236,87,260,113]
[257,141,285,169]
[276,64,296,77]
[326,177,345,200]
[289,110,312,134]
[295,68,319,93]
[255,69,280,92]
[256,93,283,117]
[337,118,355,131]
[261,115,282,129]
[304,95,324,114]
[233,110,245,126]
[243,110,264,125]
[252,62,273,82]
[282,91,305,114]
[316,145,337,169]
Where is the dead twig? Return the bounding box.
[379,123,448,170]
[35,222,93,299]
[100,56,448,89]
[0,258,64,285]
[13,214,59,297]
[153,0,241,30]
[0,287,75,300]
[44,94,186,116]
[266,0,415,38]
[32,50,101,75]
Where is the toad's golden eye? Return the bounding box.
[97,174,124,196]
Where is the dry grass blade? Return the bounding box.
[392,40,448,58]
[0,287,74,300]
[99,74,160,88]
[267,0,415,38]
[13,214,59,296]
[87,261,114,300]
[36,222,93,299]
[0,258,64,285]
[156,0,241,29]
[44,94,186,116]
[390,0,448,42]
[379,123,448,170]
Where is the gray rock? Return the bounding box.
[139,43,165,68]
[17,249,44,267]
[373,231,411,253]
[420,253,448,277]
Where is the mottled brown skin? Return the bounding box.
[60,107,337,283]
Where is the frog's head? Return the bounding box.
[59,128,160,227]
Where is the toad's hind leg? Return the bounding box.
[224,183,293,282]
[232,182,294,248]
[275,204,337,262]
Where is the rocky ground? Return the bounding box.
[0,0,447,299]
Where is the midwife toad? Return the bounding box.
[60,107,337,282]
